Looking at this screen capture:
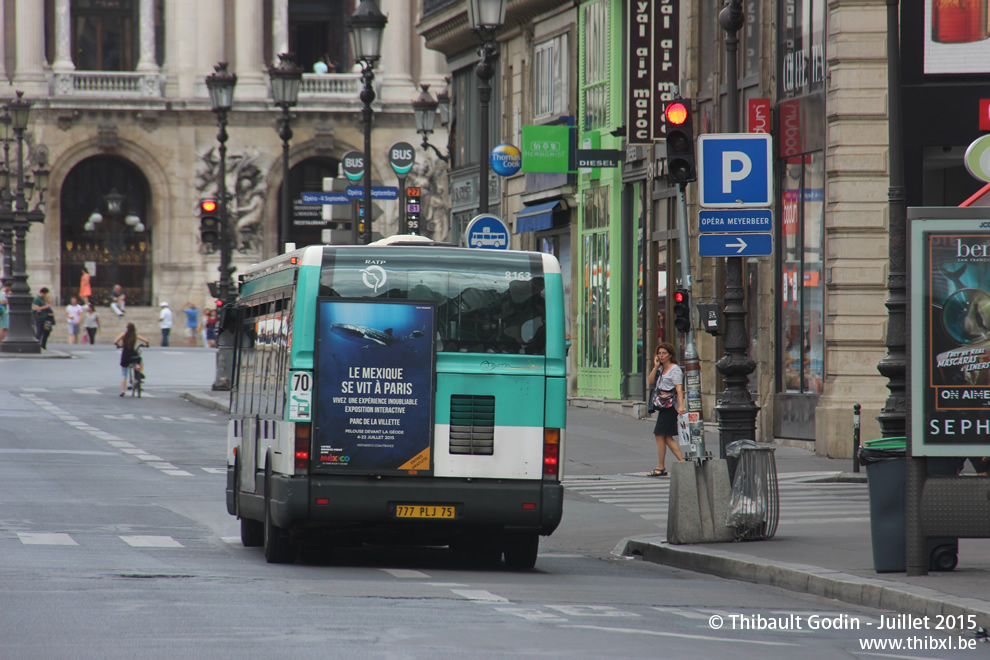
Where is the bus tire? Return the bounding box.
[503,532,539,570]
[263,472,294,564]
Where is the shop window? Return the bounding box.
[778,152,824,394]
[582,185,610,368]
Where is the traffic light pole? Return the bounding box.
[675,183,705,460]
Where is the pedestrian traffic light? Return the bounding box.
[200,199,220,251]
[673,288,691,333]
[664,100,696,185]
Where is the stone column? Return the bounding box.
[377,0,417,104]
[136,0,159,71]
[419,48,447,92]
[272,0,289,66]
[52,0,74,72]
[13,0,47,89]
[234,0,266,99]
[198,1,225,83]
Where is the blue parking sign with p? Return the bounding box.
[697,134,773,208]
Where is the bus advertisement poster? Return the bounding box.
[314,298,436,474]
[909,209,990,457]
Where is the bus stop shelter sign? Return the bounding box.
[909,207,990,457]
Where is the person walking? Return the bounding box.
[113,322,150,397]
[32,288,55,350]
[83,303,101,345]
[183,302,199,347]
[646,341,685,477]
[204,308,218,348]
[109,284,126,316]
[65,296,84,345]
[158,301,173,346]
[79,266,92,305]
[0,280,9,343]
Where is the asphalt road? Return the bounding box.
[0,345,965,659]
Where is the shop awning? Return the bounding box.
[515,200,562,233]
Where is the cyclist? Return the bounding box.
[113,322,150,397]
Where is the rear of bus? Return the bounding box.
[279,243,565,567]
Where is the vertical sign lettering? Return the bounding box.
[626,0,679,143]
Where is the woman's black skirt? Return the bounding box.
[653,406,678,437]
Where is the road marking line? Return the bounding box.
[546,605,640,617]
[146,462,178,470]
[120,535,183,548]
[107,441,135,448]
[135,454,164,461]
[20,387,49,392]
[495,607,567,622]
[221,536,242,545]
[162,470,194,476]
[426,582,468,587]
[120,448,145,454]
[0,449,116,456]
[17,532,78,545]
[72,388,102,395]
[381,569,430,579]
[562,624,798,646]
[450,589,509,602]
[201,467,227,474]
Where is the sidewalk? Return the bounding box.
[181,390,990,629]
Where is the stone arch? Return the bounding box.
[47,137,173,301]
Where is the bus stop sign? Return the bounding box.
[465,214,510,250]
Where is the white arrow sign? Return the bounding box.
[726,237,748,253]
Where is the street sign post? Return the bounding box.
[698,233,773,257]
[697,133,773,208]
[389,142,416,232]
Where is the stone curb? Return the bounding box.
[181,391,230,413]
[0,348,74,359]
[620,538,990,628]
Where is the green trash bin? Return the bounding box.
[859,438,958,573]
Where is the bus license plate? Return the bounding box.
[395,505,455,519]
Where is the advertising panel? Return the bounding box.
[910,209,990,457]
[314,299,436,474]
[924,0,990,74]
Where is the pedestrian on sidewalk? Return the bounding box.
[183,302,199,347]
[646,341,685,477]
[83,303,101,345]
[204,308,217,348]
[0,280,10,343]
[79,266,91,305]
[32,288,55,350]
[158,301,173,346]
[109,284,126,316]
[65,296,84,345]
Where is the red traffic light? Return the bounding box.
[665,102,689,126]
[673,290,686,303]
[201,199,218,213]
[215,299,224,308]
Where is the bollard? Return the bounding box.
[853,403,861,473]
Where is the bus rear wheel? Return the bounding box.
[263,474,294,563]
[503,532,539,570]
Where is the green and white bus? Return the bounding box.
[225,237,566,567]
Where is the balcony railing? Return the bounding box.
[299,73,363,98]
[51,71,164,98]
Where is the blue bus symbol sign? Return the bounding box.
[465,214,510,250]
[697,133,773,208]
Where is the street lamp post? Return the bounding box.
[468,0,506,215]
[205,62,237,303]
[348,0,388,245]
[84,188,145,293]
[1,91,47,354]
[205,63,237,391]
[0,106,12,281]
[411,84,449,162]
[713,0,759,456]
[269,53,303,253]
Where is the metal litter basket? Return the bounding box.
[725,444,779,540]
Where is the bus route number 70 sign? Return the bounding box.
[289,371,312,422]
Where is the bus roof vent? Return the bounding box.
[448,395,495,456]
[368,234,456,247]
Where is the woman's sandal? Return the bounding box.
[647,468,668,477]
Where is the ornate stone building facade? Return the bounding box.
[5,0,448,307]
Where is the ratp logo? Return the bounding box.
[360,265,387,292]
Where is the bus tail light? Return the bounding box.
[295,423,311,472]
[543,428,560,478]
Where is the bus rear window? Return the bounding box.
[319,248,546,355]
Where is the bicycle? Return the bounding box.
[124,343,149,397]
